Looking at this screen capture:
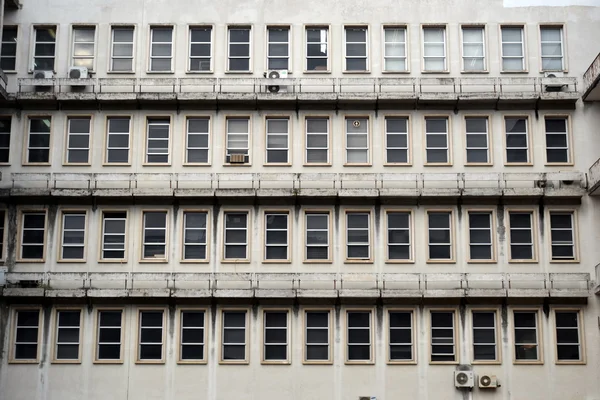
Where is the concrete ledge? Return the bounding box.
[171,289,212,298]
[46,289,86,298]
[549,289,590,298]
[424,289,466,298]
[296,289,338,298]
[213,289,253,298]
[466,289,507,298]
[129,288,171,297]
[507,289,550,297]
[255,289,296,298]
[381,289,423,298]
[2,288,45,297]
[87,289,129,297]
[339,289,380,298]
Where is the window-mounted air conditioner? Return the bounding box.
[227,153,249,164]
[454,371,475,388]
[266,69,289,93]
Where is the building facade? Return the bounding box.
[0,0,599,399]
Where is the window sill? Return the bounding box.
[513,360,543,365]
[221,259,251,264]
[106,71,136,75]
[222,163,253,167]
[303,260,333,264]
[146,71,174,74]
[460,70,489,74]
[385,260,415,264]
[264,163,292,167]
[182,163,211,167]
[63,163,91,167]
[139,259,169,263]
[57,259,87,263]
[466,260,498,264]
[22,163,51,167]
[345,360,375,365]
[424,163,453,167]
[102,163,132,167]
[263,260,292,264]
[426,260,456,264]
[465,163,493,167]
[51,359,82,364]
[382,70,411,74]
[344,259,374,264]
[384,163,413,167]
[387,360,417,365]
[503,163,533,167]
[303,70,332,74]
[142,163,172,167]
[342,70,371,74]
[472,360,502,365]
[303,163,332,167]
[180,259,210,264]
[508,260,538,264]
[344,163,373,167]
[219,360,249,365]
[135,360,166,364]
[545,162,574,167]
[261,360,291,365]
[98,259,128,263]
[8,359,40,364]
[177,360,208,365]
[500,71,529,74]
[15,259,45,263]
[549,260,579,264]
[421,70,450,74]
[224,71,253,74]
[93,359,125,364]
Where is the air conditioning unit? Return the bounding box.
[266,69,289,93]
[454,371,475,388]
[479,374,499,389]
[33,70,54,84]
[68,66,89,79]
[544,71,565,78]
[544,71,566,92]
[228,153,248,164]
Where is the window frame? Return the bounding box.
[63,114,93,166]
[17,209,48,262]
[220,308,250,364]
[499,24,527,73]
[546,208,579,263]
[264,115,292,166]
[226,25,252,73]
[345,308,375,364]
[552,307,585,365]
[384,208,414,263]
[262,209,292,263]
[383,114,411,166]
[57,209,88,263]
[302,307,333,364]
[543,114,573,166]
[344,115,372,166]
[429,308,459,365]
[465,208,497,263]
[425,209,455,263]
[98,209,128,263]
[144,116,172,165]
[147,25,175,73]
[506,208,538,263]
[386,307,417,364]
[23,115,52,166]
[459,24,487,73]
[180,208,210,263]
[140,209,169,263]
[0,114,12,165]
[0,209,6,262]
[470,307,502,365]
[304,115,331,166]
[9,307,43,364]
[51,306,84,364]
[183,114,211,166]
[187,24,214,74]
[70,24,97,72]
[261,308,292,364]
[423,115,452,166]
[224,115,252,165]
[463,114,492,166]
[221,208,251,263]
[421,24,448,73]
[503,114,532,166]
[511,308,543,364]
[30,24,58,72]
[177,307,208,364]
[1,25,19,72]
[265,25,291,72]
[344,209,373,263]
[103,115,133,166]
[303,208,333,264]
[304,24,331,73]
[381,25,409,74]
[343,25,370,73]
[94,307,125,364]
[108,24,136,74]
[136,307,167,364]
[538,24,567,73]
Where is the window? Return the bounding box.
[305,310,331,362]
[53,309,82,362]
[65,117,91,164]
[306,27,329,71]
[545,117,570,164]
[385,116,409,164]
[389,310,414,362]
[0,116,11,163]
[430,310,456,363]
[182,211,208,261]
[427,211,453,261]
[105,117,131,164]
[383,27,407,72]
[508,211,535,261]
[267,27,290,70]
[19,211,46,261]
[305,211,330,262]
[263,310,289,363]
[149,26,173,72]
[32,26,56,70]
[386,211,411,261]
[472,311,498,362]
[145,118,170,164]
[1,26,17,71]
[223,211,249,261]
[142,211,167,261]
[344,27,368,71]
[265,117,289,164]
[110,26,134,72]
[305,117,329,164]
[555,310,583,362]
[461,26,485,71]
[549,211,576,261]
[221,310,248,362]
[505,117,529,164]
[189,26,212,72]
[467,211,494,261]
[423,26,446,71]
[425,117,449,164]
[514,310,541,362]
[0,210,5,260]
[71,26,95,70]
[345,117,369,164]
[226,117,250,163]
[137,310,165,362]
[346,212,371,261]
[95,309,123,362]
[540,26,564,71]
[264,212,289,261]
[11,309,41,361]
[185,117,210,164]
[100,211,127,261]
[179,310,206,362]
[59,211,86,261]
[26,116,51,164]
[347,310,372,362]
[465,117,490,164]
[501,26,525,72]
[227,27,251,72]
